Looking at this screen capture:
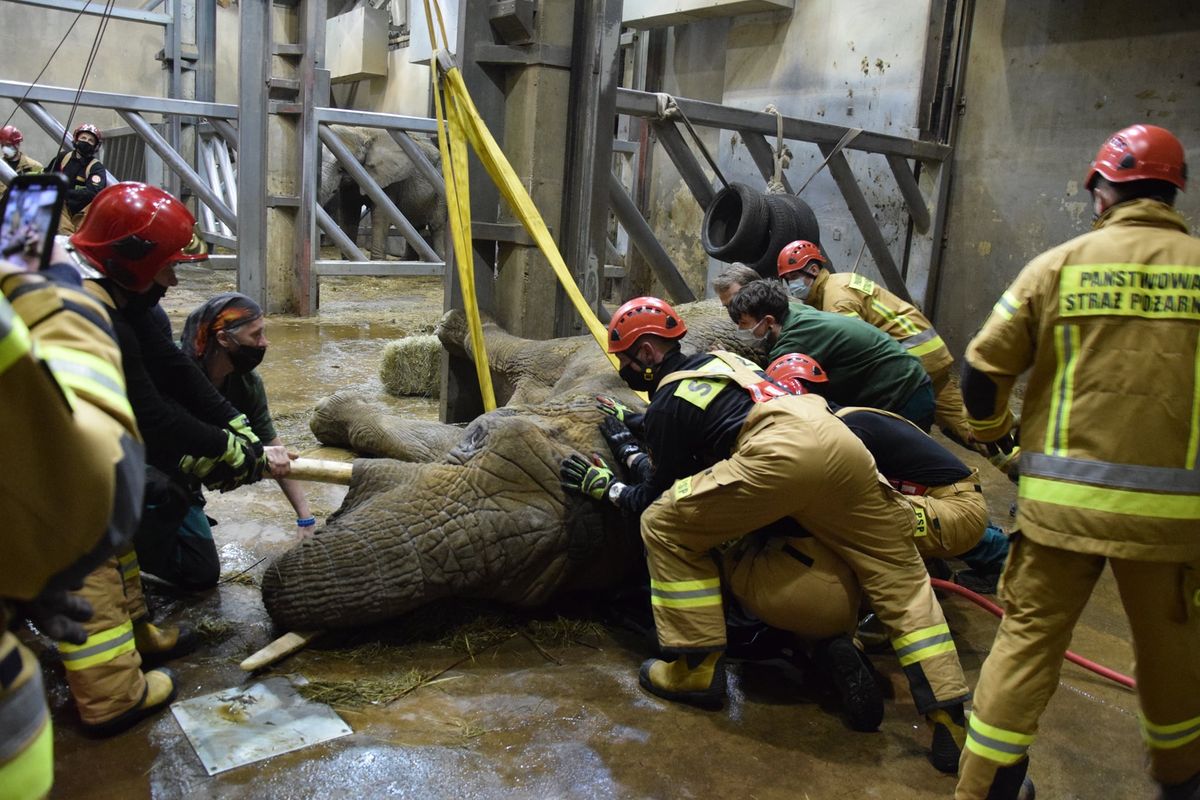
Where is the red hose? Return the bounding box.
[930,577,1136,690]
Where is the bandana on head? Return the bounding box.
[181,292,263,360]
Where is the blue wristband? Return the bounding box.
[296,517,316,528]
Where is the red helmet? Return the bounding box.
[1084,124,1186,191]
[607,296,687,354]
[777,240,826,279]
[0,125,23,147]
[70,183,196,292]
[73,123,102,146]
[766,352,828,394]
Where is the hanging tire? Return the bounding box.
[701,182,770,262]
[749,194,824,278]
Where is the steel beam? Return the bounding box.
[318,126,438,263]
[19,102,120,186]
[618,88,951,163]
[886,153,931,234]
[314,107,438,133]
[314,261,445,277]
[0,81,237,119]
[316,205,367,262]
[209,118,239,147]
[651,120,715,210]
[0,159,15,185]
[741,130,793,194]
[118,111,238,231]
[386,131,445,200]
[212,137,237,213]
[10,0,171,25]
[820,145,912,304]
[237,0,270,304]
[608,172,695,303]
[294,0,327,315]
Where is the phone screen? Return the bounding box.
[0,174,67,271]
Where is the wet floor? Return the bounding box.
[39,269,1152,799]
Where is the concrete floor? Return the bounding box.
[36,270,1154,799]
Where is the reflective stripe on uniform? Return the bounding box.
[891,623,956,666]
[1045,324,1081,456]
[967,410,1010,436]
[965,714,1034,765]
[912,506,929,538]
[41,344,132,419]
[0,664,48,762]
[57,620,136,671]
[870,299,922,336]
[993,291,1019,321]
[1019,475,1200,520]
[1022,453,1200,494]
[649,577,723,609]
[900,327,947,358]
[0,713,51,800]
[0,298,32,375]
[1189,343,1200,469]
[1140,711,1200,750]
[118,550,140,582]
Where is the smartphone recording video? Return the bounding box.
[0,173,67,272]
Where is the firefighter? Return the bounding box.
[562,296,970,773]
[1,240,144,791]
[955,124,1199,800]
[766,352,1009,591]
[49,123,108,234]
[0,125,43,202]
[776,240,980,452]
[728,278,936,430]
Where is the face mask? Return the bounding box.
[619,359,657,393]
[733,321,768,346]
[228,343,266,374]
[787,277,812,301]
[74,140,96,158]
[1,146,15,160]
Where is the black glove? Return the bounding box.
[600,416,644,468]
[560,453,616,502]
[18,589,94,645]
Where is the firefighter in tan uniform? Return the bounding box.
[49,124,108,235]
[1,251,144,796]
[561,296,971,773]
[776,239,979,450]
[0,125,43,204]
[956,124,1200,800]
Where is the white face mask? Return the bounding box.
[1,146,16,160]
[734,320,768,345]
[787,276,813,301]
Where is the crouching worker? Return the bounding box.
[561,296,970,774]
[181,293,312,535]
[767,353,1010,592]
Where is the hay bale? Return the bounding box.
[379,335,441,398]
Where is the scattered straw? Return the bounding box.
[379,335,441,398]
[218,571,260,588]
[297,668,436,708]
[193,615,237,644]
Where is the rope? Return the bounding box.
[59,0,118,160]
[652,92,728,190]
[929,577,1136,690]
[2,6,91,129]
[794,126,863,196]
[762,104,791,194]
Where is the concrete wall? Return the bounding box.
[934,0,1200,353]
[641,0,937,298]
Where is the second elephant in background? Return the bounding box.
[318,124,447,261]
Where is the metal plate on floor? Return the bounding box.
[171,676,352,775]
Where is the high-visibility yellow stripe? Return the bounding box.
[118,551,140,580]
[870,299,922,336]
[650,595,724,609]
[1019,475,1200,520]
[993,291,1019,321]
[965,714,1034,765]
[650,578,721,592]
[1044,324,1080,456]
[907,335,946,358]
[58,621,136,671]
[0,299,33,375]
[1140,712,1200,750]
[896,639,956,667]
[838,310,862,320]
[892,624,951,650]
[892,624,956,666]
[0,713,52,800]
[967,410,1010,435]
[1188,343,1200,469]
[42,346,133,420]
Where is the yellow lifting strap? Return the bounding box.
[423,0,637,409]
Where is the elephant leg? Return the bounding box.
[370,211,388,260]
[310,390,462,461]
[335,181,363,244]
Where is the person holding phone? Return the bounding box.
[49,123,108,234]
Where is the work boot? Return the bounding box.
[926,702,966,774]
[817,635,883,732]
[1160,771,1200,800]
[638,651,726,708]
[985,758,1036,800]
[134,619,198,665]
[81,667,178,738]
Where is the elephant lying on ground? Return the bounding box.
[260,301,764,630]
[319,124,447,260]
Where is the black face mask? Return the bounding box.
[228,343,266,374]
[619,357,658,393]
[74,140,97,158]
[124,281,168,315]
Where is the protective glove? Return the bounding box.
[600,416,644,468]
[560,453,616,502]
[596,395,634,423]
[986,431,1020,484]
[227,413,261,446]
[179,429,266,492]
[18,589,94,645]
